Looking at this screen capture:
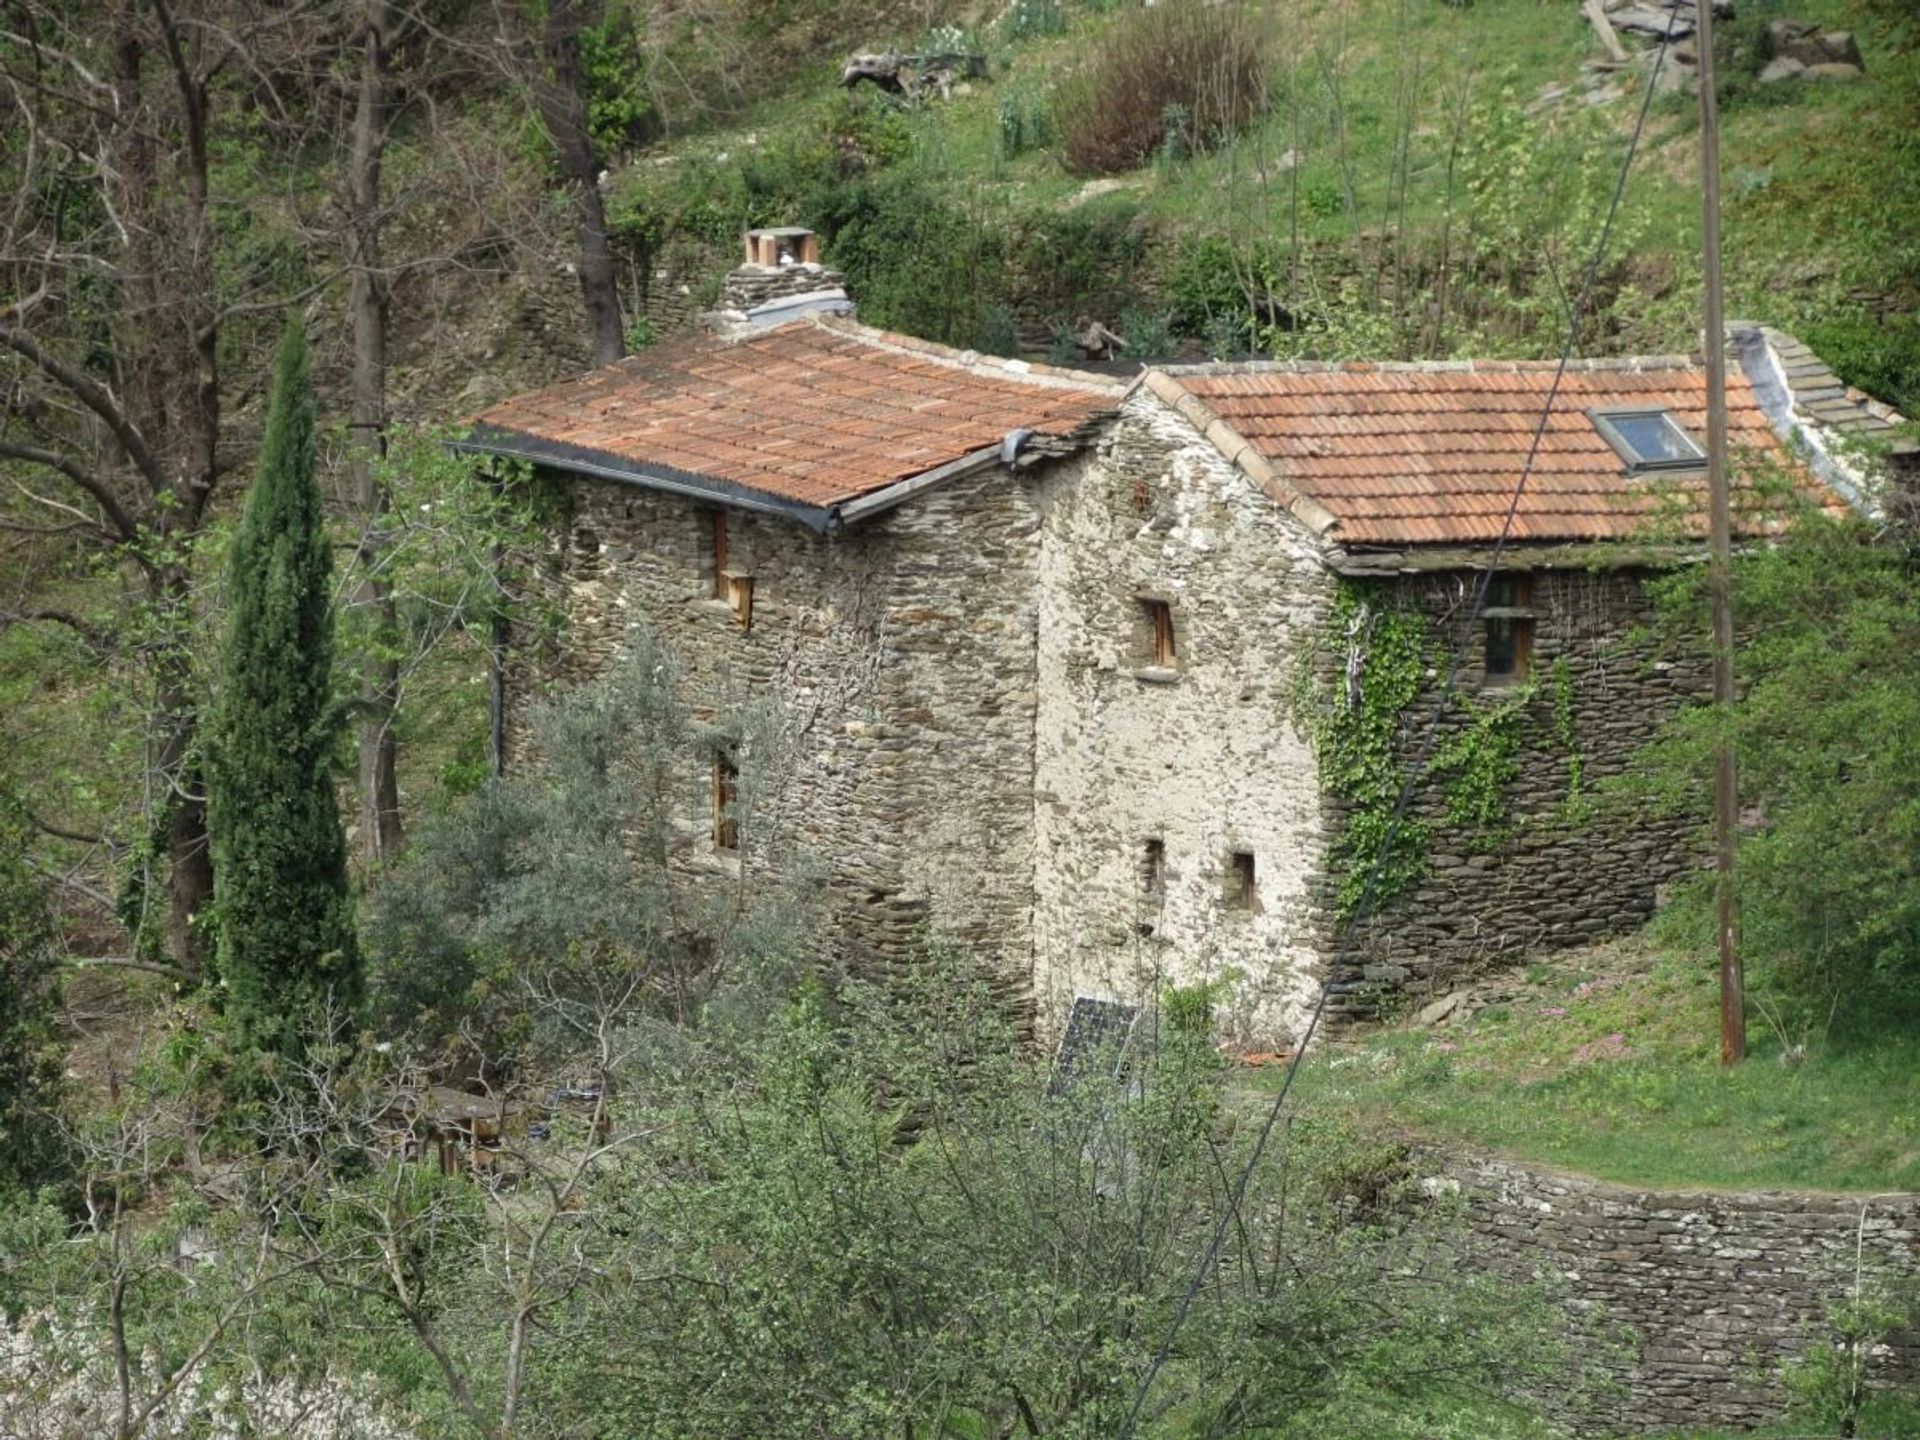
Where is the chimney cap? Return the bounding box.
[744,227,820,267]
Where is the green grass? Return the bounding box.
[1655,1393,1920,1438]
[1283,938,1920,1192]
[643,0,1913,374]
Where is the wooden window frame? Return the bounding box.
[711,751,739,853]
[1483,574,1536,685]
[1138,596,1177,668]
[724,571,755,632]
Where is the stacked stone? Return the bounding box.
[1436,1151,1920,1432]
[720,262,849,314]
[1321,567,1709,1016]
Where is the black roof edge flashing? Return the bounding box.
[451,424,842,533]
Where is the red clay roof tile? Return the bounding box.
[468,316,1121,513]
[1164,362,1836,547]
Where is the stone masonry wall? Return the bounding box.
[524,457,1082,1012]
[1437,1151,1920,1431]
[1032,393,1336,1047]
[1326,567,1709,1014]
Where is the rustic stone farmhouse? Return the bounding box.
[459,235,1906,1044]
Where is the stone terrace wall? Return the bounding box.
[1439,1152,1920,1432]
[522,458,1083,1012]
[1329,567,1709,1014]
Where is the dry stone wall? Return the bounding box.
[523,459,1082,1012]
[1327,567,1709,1014]
[1031,394,1336,1047]
[1437,1151,1920,1431]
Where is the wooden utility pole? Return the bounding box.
[1696,0,1746,1064]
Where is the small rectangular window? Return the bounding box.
[1483,574,1535,683]
[725,572,755,632]
[1225,851,1259,912]
[712,752,739,852]
[1141,838,1166,904]
[1140,597,1176,667]
[706,508,729,599]
[1589,407,1705,473]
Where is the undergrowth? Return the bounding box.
[1284,937,1920,1192]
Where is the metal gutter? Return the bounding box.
[451,425,839,532]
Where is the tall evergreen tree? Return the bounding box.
[210,322,360,1060]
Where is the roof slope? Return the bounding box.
[464,316,1121,522]
[1154,356,1832,548]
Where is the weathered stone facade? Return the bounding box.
[1032,393,1334,1044]
[518,392,1724,1045]
[1436,1151,1920,1431]
[1325,566,1709,1014]
[487,316,1897,1046]
[531,456,1090,1011]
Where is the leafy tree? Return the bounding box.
[209,323,360,1062]
[1637,470,1920,1014]
[0,778,64,1194]
[363,626,815,1072]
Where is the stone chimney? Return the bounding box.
[712,227,854,330]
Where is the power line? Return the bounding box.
[1115,17,1689,1434]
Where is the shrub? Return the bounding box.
[998,0,1067,43]
[1802,313,1920,413]
[1053,0,1269,175]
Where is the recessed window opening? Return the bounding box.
[1141,838,1166,904]
[1140,597,1176,667]
[706,508,729,599]
[1225,851,1259,913]
[1589,408,1705,473]
[1484,574,1535,683]
[711,750,739,853]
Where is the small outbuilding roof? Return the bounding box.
[1145,338,1874,551]
[460,315,1122,529]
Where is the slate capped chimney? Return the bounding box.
[714,227,853,330]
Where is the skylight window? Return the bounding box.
[1589,408,1706,473]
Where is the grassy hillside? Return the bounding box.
[1279,936,1920,1192]
[605,0,1918,396]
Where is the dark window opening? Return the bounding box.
[1589,407,1706,473]
[712,751,739,852]
[1141,838,1166,904]
[1225,851,1259,912]
[1140,597,1176,667]
[1483,574,1535,683]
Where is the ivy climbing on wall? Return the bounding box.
[1297,579,1586,919]
[1297,585,1431,918]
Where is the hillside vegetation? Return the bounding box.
[603,0,1919,398]
[1286,937,1920,1191]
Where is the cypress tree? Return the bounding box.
[210,321,360,1060]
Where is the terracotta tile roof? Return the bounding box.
[1154,357,1842,548]
[464,316,1121,519]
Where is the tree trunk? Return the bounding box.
[537,0,625,366]
[155,573,213,978]
[349,0,403,865]
[111,0,220,977]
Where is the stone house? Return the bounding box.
[461,234,1903,1043]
